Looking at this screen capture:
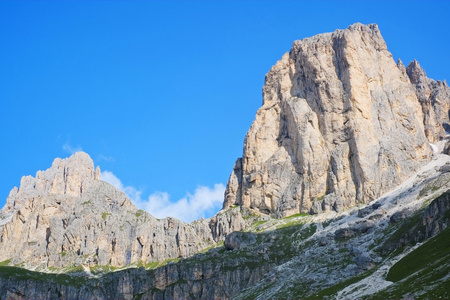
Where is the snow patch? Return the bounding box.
[429,143,439,153]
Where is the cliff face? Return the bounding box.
[2,152,101,215]
[0,152,253,269]
[406,59,450,142]
[2,154,450,300]
[224,23,449,217]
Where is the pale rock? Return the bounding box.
[0,152,256,268]
[2,152,100,215]
[224,23,433,217]
[2,22,449,273]
[406,59,450,142]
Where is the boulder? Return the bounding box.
[390,210,408,224]
[224,232,257,251]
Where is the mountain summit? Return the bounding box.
[3,152,101,215]
[0,152,251,268]
[224,23,448,217]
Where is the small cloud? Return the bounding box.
[139,184,226,222]
[100,170,225,223]
[97,154,116,162]
[62,142,82,155]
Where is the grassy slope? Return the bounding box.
[292,191,450,300]
[386,227,450,282]
[0,265,88,288]
[368,227,450,299]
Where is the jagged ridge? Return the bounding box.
[0,152,253,269]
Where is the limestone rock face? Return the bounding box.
[224,23,435,217]
[0,152,254,268]
[406,59,450,142]
[2,152,101,215]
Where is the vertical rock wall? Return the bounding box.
[225,23,440,217]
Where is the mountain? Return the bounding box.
[0,152,252,269]
[223,23,436,217]
[1,23,449,299]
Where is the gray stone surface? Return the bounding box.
[406,60,450,142]
[389,210,408,224]
[224,23,442,218]
[0,152,255,268]
[224,231,256,250]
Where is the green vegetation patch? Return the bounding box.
[369,227,450,299]
[135,209,146,218]
[242,212,257,220]
[251,220,268,230]
[0,259,11,266]
[60,264,85,274]
[90,264,118,275]
[199,242,221,253]
[145,257,180,270]
[418,182,441,199]
[0,266,88,287]
[386,226,450,282]
[282,212,309,219]
[304,268,377,299]
[102,212,112,220]
[277,213,310,228]
[417,176,450,200]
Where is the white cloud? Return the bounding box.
[139,184,226,222]
[100,170,225,223]
[62,142,83,154]
[97,154,115,162]
[101,170,142,204]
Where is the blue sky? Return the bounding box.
[1,1,449,222]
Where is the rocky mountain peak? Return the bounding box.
[225,23,443,217]
[0,151,253,269]
[406,59,427,85]
[2,152,101,215]
[406,59,450,142]
[262,23,386,106]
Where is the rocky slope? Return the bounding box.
[1,23,450,299]
[0,152,253,269]
[224,23,450,218]
[1,146,449,299]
